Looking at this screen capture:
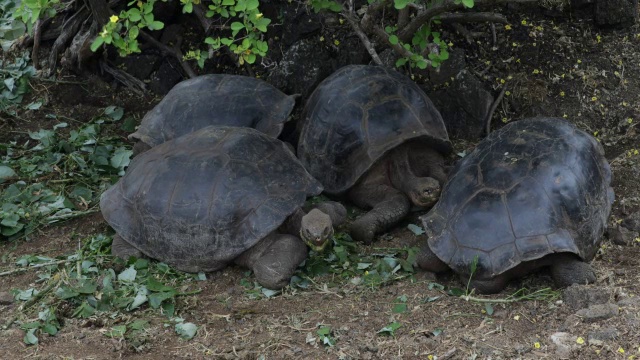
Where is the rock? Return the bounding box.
[0,291,14,305]
[160,24,185,47]
[617,294,640,307]
[149,59,183,95]
[550,332,578,358]
[571,0,595,9]
[608,225,639,245]
[595,0,638,28]
[575,303,618,323]
[588,327,619,343]
[562,284,611,310]
[621,211,640,232]
[428,48,466,86]
[427,70,493,140]
[113,54,161,80]
[267,38,333,101]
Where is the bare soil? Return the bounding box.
[2,5,640,360]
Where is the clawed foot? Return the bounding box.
[350,218,376,244]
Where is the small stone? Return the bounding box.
[621,211,640,232]
[0,291,14,305]
[550,332,578,358]
[588,327,619,342]
[576,303,618,323]
[562,284,610,310]
[608,225,639,246]
[617,295,640,308]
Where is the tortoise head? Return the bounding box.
[408,177,441,207]
[300,209,334,252]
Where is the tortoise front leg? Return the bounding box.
[550,254,596,288]
[234,233,308,290]
[349,181,410,244]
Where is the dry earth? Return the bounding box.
[2,4,640,360]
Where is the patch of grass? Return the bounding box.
[0,106,131,239]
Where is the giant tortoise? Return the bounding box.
[297,65,452,244]
[418,117,614,293]
[130,74,295,154]
[101,126,345,289]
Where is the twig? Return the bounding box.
[460,287,557,303]
[398,0,537,42]
[491,23,497,46]
[484,85,508,135]
[342,10,384,66]
[438,12,507,24]
[32,19,43,68]
[0,259,71,277]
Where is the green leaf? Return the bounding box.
[388,35,399,45]
[394,0,410,9]
[148,21,164,30]
[230,22,245,32]
[377,322,402,336]
[395,58,408,67]
[317,326,331,336]
[55,286,80,300]
[104,325,127,337]
[392,303,407,313]
[407,224,424,235]
[24,328,38,345]
[42,323,58,336]
[462,0,474,8]
[72,302,95,318]
[175,322,197,339]
[485,303,494,315]
[127,8,142,21]
[147,277,174,292]
[148,291,175,308]
[117,266,137,282]
[246,0,259,10]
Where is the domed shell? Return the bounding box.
[101,126,322,272]
[297,65,452,195]
[129,75,295,147]
[420,117,614,279]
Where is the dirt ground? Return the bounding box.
[2,4,640,360]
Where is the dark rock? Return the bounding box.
[113,54,161,80]
[153,0,180,25]
[428,48,466,86]
[595,0,638,28]
[427,70,493,140]
[588,327,619,342]
[149,59,184,95]
[160,24,185,47]
[617,295,640,307]
[279,7,323,47]
[571,0,595,9]
[575,303,618,323]
[0,291,14,305]
[267,37,333,101]
[562,284,611,310]
[621,211,640,232]
[608,225,639,246]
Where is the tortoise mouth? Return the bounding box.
[301,230,333,252]
[411,191,440,207]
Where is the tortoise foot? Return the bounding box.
[350,218,376,244]
[239,234,308,290]
[111,234,143,260]
[416,242,449,273]
[466,275,510,295]
[551,255,596,288]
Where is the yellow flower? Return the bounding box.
[628,118,633,124]
[576,337,585,345]
[536,26,543,31]
[339,18,344,24]
[334,39,340,46]
[319,36,325,41]
[505,91,511,96]
[532,43,536,47]
[505,24,512,30]
[577,59,582,64]
[533,69,540,74]
[619,347,625,354]
[500,79,505,84]
[513,315,520,320]
[521,20,527,25]
[563,114,568,118]
[512,42,518,47]
[560,91,565,97]
[592,97,597,101]
[593,131,599,136]
[534,342,541,349]
[502,117,508,123]
[596,35,601,43]
[256,12,263,19]
[110,15,119,23]
[428,356,434,360]
[448,41,453,47]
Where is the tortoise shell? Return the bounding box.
[297,65,452,195]
[420,117,614,279]
[101,126,322,272]
[129,74,295,147]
